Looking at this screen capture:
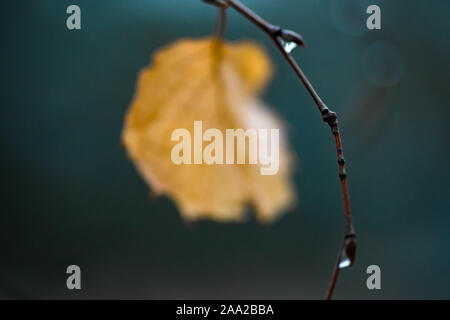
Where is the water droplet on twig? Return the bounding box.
[338,234,357,269]
[281,40,298,54]
[338,257,351,269]
[276,29,304,54]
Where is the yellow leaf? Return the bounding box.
[122,37,296,223]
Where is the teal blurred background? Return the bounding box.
[1,0,449,299]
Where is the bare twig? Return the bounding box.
[203,0,357,299]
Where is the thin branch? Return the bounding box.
[219,0,357,299]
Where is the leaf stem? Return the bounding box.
[214,6,227,39]
[222,0,357,299]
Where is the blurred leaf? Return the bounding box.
[122,37,295,223]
